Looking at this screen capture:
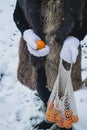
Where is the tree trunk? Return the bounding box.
[41,0,82,91]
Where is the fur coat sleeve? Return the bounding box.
[13,0,44,40]
[13,0,32,35]
[56,0,85,44]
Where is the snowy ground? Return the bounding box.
[0,0,87,130]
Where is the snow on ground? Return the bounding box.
[0,1,44,130]
[0,0,87,130]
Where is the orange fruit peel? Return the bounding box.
[36,40,46,50]
[72,115,79,123]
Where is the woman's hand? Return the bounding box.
[60,36,80,63]
[23,29,50,68]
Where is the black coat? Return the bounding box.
[13,0,87,43]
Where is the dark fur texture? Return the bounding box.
[17,37,37,90]
[20,0,44,39]
[40,0,82,91]
[17,0,86,44]
[13,0,86,91]
[56,0,84,44]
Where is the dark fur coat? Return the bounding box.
[17,0,87,42]
[13,0,87,90]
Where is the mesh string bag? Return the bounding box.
[46,59,79,129]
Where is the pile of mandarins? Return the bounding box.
[46,101,79,129]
